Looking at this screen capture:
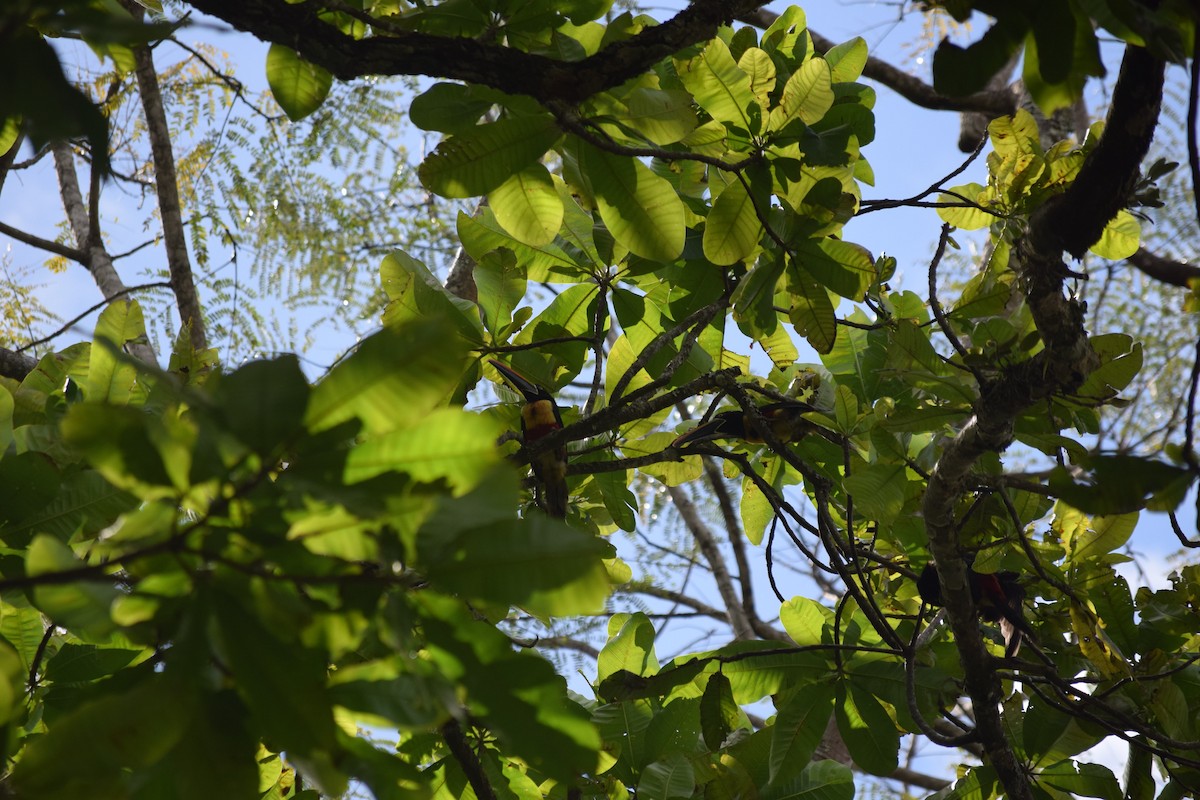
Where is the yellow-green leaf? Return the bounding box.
[1089,209,1140,260]
[265,43,332,121]
[488,163,564,246]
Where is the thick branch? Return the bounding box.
[127,18,208,353]
[0,346,38,381]
[667,485,754,640]
[920,43,1165,800]
[1128,247,1200,288]
[184,0,767,106]
[52,142,158,365]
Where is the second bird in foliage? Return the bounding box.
[671,400,820,449]
[490,360,569,518]
[917,560,1035,657]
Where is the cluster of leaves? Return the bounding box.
[0,300,617,798]
[5,0,1200,798]
[928,0,1194,112]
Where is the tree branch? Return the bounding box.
[183,0,768,106]
[126,8,209,353]
[1128,247,1200,288]
[51,142,158,365]
[920,42,1165,800]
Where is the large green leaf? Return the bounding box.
[419,594,600,782]
[785,258,837,353]
[214,355,310,457]
[213,588,339,757]
[88,300,145,404]
[488,163,564,246]
[703,175,764,266]
[571,138,685,261]
[265,43,332,121]
[639,754,695,800]
[834,682,899,776]
[305,319,469,436]
[417,471,611,615]
[598,612,660,681]
[10,675,195,799]
[769,683,834,785]
[1090,209,1140,259]
[380,249,485,345]
[419,114,561,198]
[675,37,758,133]
[761,759,854,800]
[769,57,834,130]
[61,404,176,493]
[343,407,501,491]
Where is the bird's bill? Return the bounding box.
[489,359,543,402]
[671,417,732,447]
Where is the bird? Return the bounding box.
[917,559,1034,657]
[671,400,819,449]
[489,359,569,518]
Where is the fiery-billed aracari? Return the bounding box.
[671,400,819,449]
[917,560,1034,657]
[489,359,569,518]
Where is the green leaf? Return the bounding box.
[214,355,310,456]
[1049,455,1190,515]
[417,471,612,615]
[488,163,564,246]
[381,249,484,345]
[0,451,61,532]
[770,57,834,130]
[639,754,695,800]
[305,319,469,436]
[825,38,868,83]
[598,612,660,681]
[785,260,838,354]
[834,682,898,776]
[769,683,834,785]
[458,206,591,282]
[703,176,764,265]
[409,82,493,133]
[731,256,784,338]
[700,671,741,750]
[623,88,699,145]
[674,37,757,132]
[475,248,527,336]
[45,643,145,684]
[1066,511,1138,563]
[88,300,145,404]
[738,47,776,108]
[761,759,854,800]
[213,589,339,757]
[28,534,115,636]
[10,675,194,799]
[61,404,177,493]
[1039,761,1123,800]
[739,475,774,546]
[167,690,260,800]
[344,407,501,490]
[265,43,332,121]
[1090,209,1140,259]
[842,463,906,524]
[419,114,561,198]
[780,597,831,646]
[937,183,992,230]
[571,138,685,261]
[794,237,874,300]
